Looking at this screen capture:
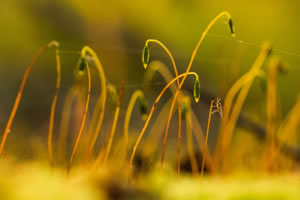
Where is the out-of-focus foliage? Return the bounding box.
[0,2,299,199]
[0,0,299,114]
[0,161,103,200]
[1,160,300,200]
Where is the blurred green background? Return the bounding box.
[0,0,299,158]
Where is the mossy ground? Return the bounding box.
[1,160,299,200]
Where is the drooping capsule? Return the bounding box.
[74,56,86,78]
[78,56,86,72]
[228,18,236,38]
[193,79,201,103]
[142,44,150,69]
[138,95,148,120]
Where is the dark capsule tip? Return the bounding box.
[78,56,86,72]
[142,45,150,69]
[75,56,86,78]
[228,19,234,33]
[228,18,236,38]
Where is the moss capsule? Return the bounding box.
[193,79,200,103]
[75,56,86,78]
[142,45,150,69]
[228,18,236,38]
[78,56,86,71]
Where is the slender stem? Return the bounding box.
[177,94,182,177]
[266,58,279,167]
[161,91,179,170]
[67,59,91,174]
[141,63,177,157]
[124,90,144,162]
[81,46,107,163]
[179,11,232,90]
[213,41,272,170]
[190,110,213,172]
[91,148,105,172]
[278,98,300,149]
[48,47,61,169]
[129,72,198,171]
[146,40,183,176]
[201,97,214,176]
[1,150,22,173]
[160,11,233,176]
[145,60,178,93]
[141,98,174,157]
[57,83,81,166]
[160,92,183,176]
[146,39,180,87]
[102,107,120,165]
[102,81,125,165]
[185,98,198,176]
[0,41,59,154]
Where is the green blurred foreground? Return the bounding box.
[0,161,300,200]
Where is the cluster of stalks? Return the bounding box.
[1,11,299,180]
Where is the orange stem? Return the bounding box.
[0,41,59,154]
[67,59,91,174]
[201,97,214,176]
[48,47,61,168]
[1,150,22,173]
[129,72,197,171]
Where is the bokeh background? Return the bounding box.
[0,0,299,160]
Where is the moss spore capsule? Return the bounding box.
[78,56,86,72]
[142,45,150,69]
[228,18,236,38]
[75,56,86,78]
[193,79,201,103]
